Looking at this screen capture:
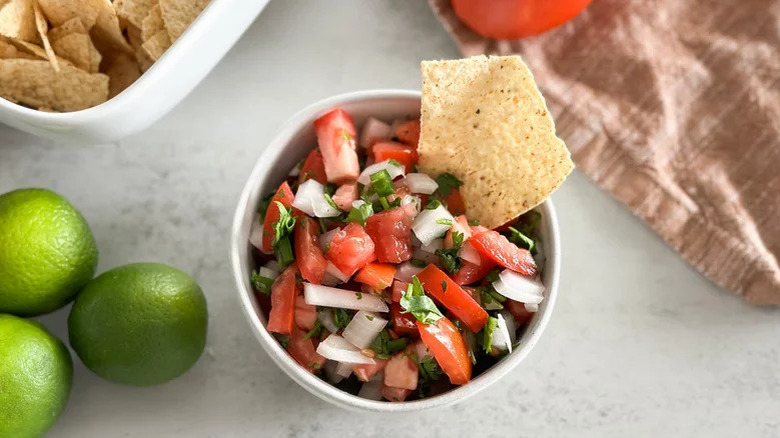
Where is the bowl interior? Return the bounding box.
[231,90,560,412]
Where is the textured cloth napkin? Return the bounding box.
[429,0,780,305]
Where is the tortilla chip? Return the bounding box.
[418,56,574,229]
[35,0,98,27]
[140,28,168,60]
[0,58,108,111]
[103,51,139,98]
[140,3,164,41]
[0,36,34,57]
[126,22,152,71]
[32,0,58,71]
[89,0,132,53]
[159,0,207,41]
[51,31,99,71]
[47,16,85,42]
[0,0,39,42]
[114,0,155,28]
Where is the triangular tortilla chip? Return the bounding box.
[159,0,207,42]
[103,51,140,98]
[51,31,99,71]
[140,28,168,60]
[0,58,108,111]
[32,0,58,71]
[126,22,152,71]
[47,16,85,42]
[89,0,131,53]
[418,56,574,229]
[140,3,164,41]
[35,0,98,27]
[0,36,33,57]
[114,0,155,29]
[0,0,39,42]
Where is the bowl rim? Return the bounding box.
[230,89,561,412]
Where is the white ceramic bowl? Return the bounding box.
[230,89,561,412]
[0,0,270,142]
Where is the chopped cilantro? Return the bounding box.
[468,218,480,226]
[346,202,373,226]
[400,276,444,325]
[425,199,442,210]
[323,183,337,196]
[482,316,498,354]
[508,226,535,253]
[366,314,374,321]
[370,330,409,359]
[441,280,448,293]
[434,231,463,275]
[274,333,289,349]
[323,193,339,211]
[479,288,504,310]
[272,202,296,246]
[258,191,275,220]
[303,320,323,340]
[370,169,395,198]
[387,159,403,168]
[355,292,363,300]
[409,259,427,268]
[435,173,463,197]
[485,268,501,283]
[418,356,443,382]
[250,270,273,295]
[333,308,352,329]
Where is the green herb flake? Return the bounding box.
[274,334,290,349]
[304,320,323,340]
[250,270,273,295]
[323,193,339,211]
[435,231,464,275]
[333,308,353,329]
[441,280,448,293]
[435,173,463,197]
[435,218,453,226]
[418,356,444,382]
[468,218,480,226]
[366,314,374,321]
[409,259,427,268]
[387,159,403,168]
[355,292,363,300]
[508,226,535,253]
[371,330,410,359]
[258,191,275,220]
[399,276,444,325]
[485,269,501,283]
[425,199,442,210]
[346,202,374,226]
[482,316,498,354]
[370,169,395,198]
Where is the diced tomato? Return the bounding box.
[287,327,326,373]
[444,215,472,249]
[314,108,360,184]
[295,216,327,284]
[469,229,537,276]
[452,255,496,285]
[267,264,300,335]
[415,265,488,332]
[354,263,396,290]
[391,280,408,302]
[506,299,534,326]
[393,120,420,148]
[391,302,418,336]
[384,353,418,390]
[372,141,418,172]
[261,182,295,252]
[325,223,376,277]
[332,182,359,211]
[353,359,388,382]
[416,317,472,385]
[381,385,411,402]
[294,295,318,331]
[471,225,489,234]
[298,148,327,185]
[442,188,466,216]
[364,207,414,263]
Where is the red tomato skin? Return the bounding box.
[287,327,326,373]
[294,295,318,331]
[295,216,327,284]
[452,255,497,286]
[444,215,472,249]
[442,189,466,216]
[469,229,538,276]
[314,108,360,184]
[393,120,420,148]
[391,302,419,336]
[298,148,327,185]
[325,223,376,277]
[415,264,488,333]
[452,0,591,39]
[416,317,472,385]
[267,264,300,335]
[372,141,418,172]
[261,182,295,252]
[506,299,535,326]
[384,353,419,390]
[391,280,408,302]
[354,263,396,290]
[381,385,411,402]
[354,359,388,382]
[364,208,414,263]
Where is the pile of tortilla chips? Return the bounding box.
[0,0,209,112]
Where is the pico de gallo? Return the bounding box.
[248,108,547,402]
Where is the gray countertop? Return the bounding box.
[1,1,777,437]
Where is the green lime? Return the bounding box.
[0,314,73,438]
[68,263,208,386]
[0,188,98,316]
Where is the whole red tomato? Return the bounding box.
[452,0,592,39]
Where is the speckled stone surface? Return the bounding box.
[0,1,777,437]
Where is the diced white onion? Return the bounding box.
[352,200,366,209]
[258,266,279,280]
[264,260,281,272]
[420,238,443,254]
[492,269,545,304]
[491,313,513,353]
[401,195,422,215]
[304,284,389,312]
[403,173,438,195]
[358,372,384,400]
[500,309,517,345]
[292,179,340,218]
[324,360,353,384]
[249,219,265,251]
[524,303,539,313]
[343,311,388,349]
[359,117,392,149]
[288,165,301,177]
[412,205,454,246]
[394,261,422,283]
[325,261,350,283]
[319,228,341,253]
[336,361,354,377]
[316,334,375,365]
[458,242,481,265]
[357,159,405,185]
[317,309,339,334]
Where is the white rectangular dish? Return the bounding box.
[0,0,270,143]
